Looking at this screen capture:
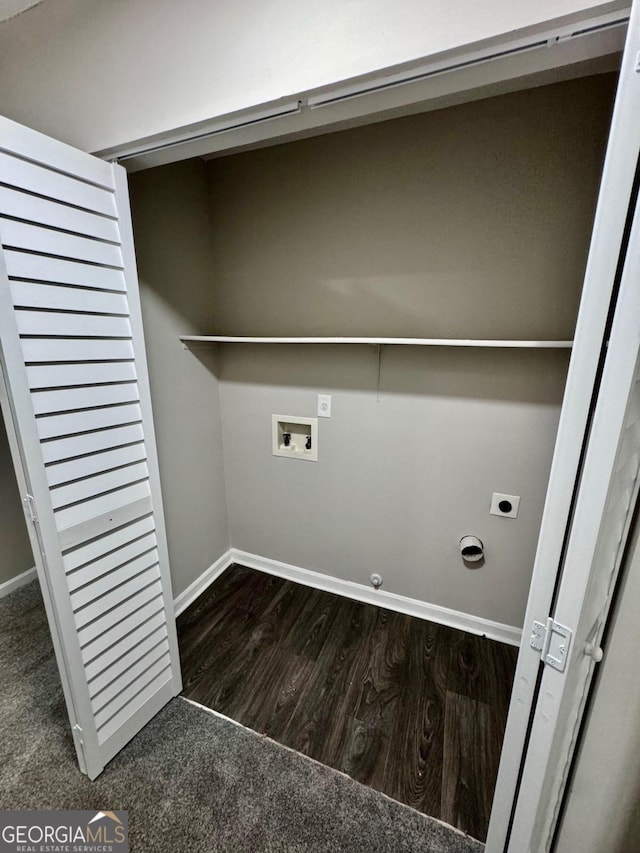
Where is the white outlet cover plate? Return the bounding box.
[317,394,331,417]
[490,492,520,518]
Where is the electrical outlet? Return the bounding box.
[317,394,331,418]
[490,493,520,518]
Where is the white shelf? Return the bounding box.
[180,335,573,348]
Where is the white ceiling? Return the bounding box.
[0,0,43,24]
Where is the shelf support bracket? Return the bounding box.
[375,344,383,402]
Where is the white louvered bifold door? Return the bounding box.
[505,142,640,852]
[485,6,640,850]
[0,116,182,779]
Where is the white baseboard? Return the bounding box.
[173,550,234,617]
[0,565,38,599]
[5,550,521,645]
[230,548,522,646]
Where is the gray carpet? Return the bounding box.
[0,582,483,852]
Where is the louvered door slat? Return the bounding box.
[5,252,126,290]
[0,116,114,188]
[63,514,155,572]
[95,659,173,744]
[67,532,157,592]
[47,442,146,488]
[12,282,129,315]
[75,565,162,629]
[92,642,171,722]
[85,611,167,680]
[0,152,116,216]
[80,592,164,664]
[88,628,169,699]
[76,580,164,649]
[27,361,137,389]
[16,311,132,339]
[40,423,145,465]
[37,403,142,440]
[51,461,149,509]
[0,187,120,242]
[70,548,159,609]
[0,115,180,781]
[22,338,134,364]
[33,382,139,416]
[0,220,123,268]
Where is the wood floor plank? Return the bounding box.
[178,573,291,701]
[316,603,380,759]
[280,597,376,766]
[218,574,319,734]
[340,608,409,789]
[382,618,448,817]
[287,587,340,661]
[201,583,301,720]
[447,630,518,709]
[249,649,319,739]
[177,564,518,842]
[337,715,390,786]
[178,566,282,660]
[353,608,410,727]
[177,568,252,658]
[177,564,254,632]
[442,690,499,842]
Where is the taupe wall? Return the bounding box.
[555,515,640,853]
[207,75,614,339]
[128,160,229,599]
[209,75,614,628]
[0,419,33,586]
[219,345,568,626]
[0,73,615,619]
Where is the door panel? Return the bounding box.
[507,180,640,853]
[0,115,181,779]
[486,4,640,849]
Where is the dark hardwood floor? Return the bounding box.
[177,564,518,842]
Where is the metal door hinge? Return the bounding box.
[530,617,572,672]
[23,494,38,523]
